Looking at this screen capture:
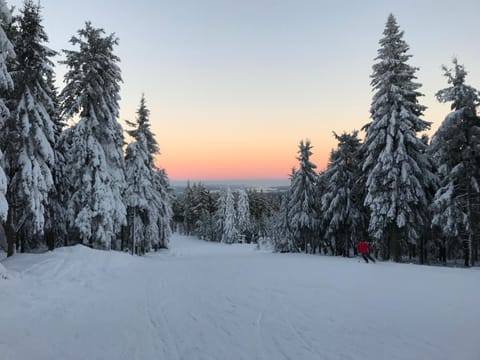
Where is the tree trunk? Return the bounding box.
[440,244,446,265]
[464,233,472,267]
[46,230,55,251]
[20,229,25,253]
[388,223,400,262]
[411,243,416,259]
[120,225,127,251]
[465,188,474,267]
[6,200,16,257]
[344,232,349,258]
[382,237,389,260]
[419,233,425,265]
[127,207,136,255]
[64,227,69,247]
[474,238,479,264]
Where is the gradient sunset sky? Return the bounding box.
[9,0,480,181]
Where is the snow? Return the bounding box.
[0,261,9,279]
[1,234,479,360]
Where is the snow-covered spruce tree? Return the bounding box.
[316,168,333,254]
[0,0,13,229]
[4,1,56,254]
[321,131,366,257]
[182,182,195,235]
[222,187,238,244]
[153,169,173,249]
[416,133,438,264]
[59,22,126,250]
[430,59,480,267]
[272,169,296,252]
[44,71,66,250]
[270,193,291,251]
[213,188,226,242]
[288,140,319,253]
[236,189,251,242]
[362,14,434,262]
[124,95,171,253]
[124,137,171,253]
[214,187,239,243]
[124,134,154,254]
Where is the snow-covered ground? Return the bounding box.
[1,234,479,360]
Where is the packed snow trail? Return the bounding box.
[1,235,479,360]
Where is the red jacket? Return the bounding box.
[357,241,370,255]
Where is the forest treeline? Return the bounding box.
[173,15,480,267]
[0,0,173,256]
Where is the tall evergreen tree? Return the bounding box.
[214,187,240,243]
[125,133,160,254]
[362,14,434,261]
[316,169,330,254]
[321,131,366,256]
[44,73,65,250]
[0,0,13,225]
[430,59,480,267]
[270,194,291,251]
[236,189,251,242]
[214,188,227,242]
[5,0,56,254]
[288,140,319,253]
[59,22,126,249]
[182,182,195,235]
[153,169,173,249]
[272,169,296,252]
[124,95,171,253]
[222,187,238,244]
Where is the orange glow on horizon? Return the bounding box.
[154,139,330,181]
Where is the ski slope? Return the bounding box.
[1,234,479,360]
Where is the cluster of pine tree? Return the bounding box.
[275,15,480,267]
[0,1,172,257]
[174,183,281,244]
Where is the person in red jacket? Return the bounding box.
[357,241,376,263]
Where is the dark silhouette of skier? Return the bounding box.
[357,241,376,263]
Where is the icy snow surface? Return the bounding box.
[1,234,479,360]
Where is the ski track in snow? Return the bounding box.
[1,234,479,360]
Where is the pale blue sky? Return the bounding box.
[8,0,480,180]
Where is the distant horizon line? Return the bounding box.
[170,178,290,186]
